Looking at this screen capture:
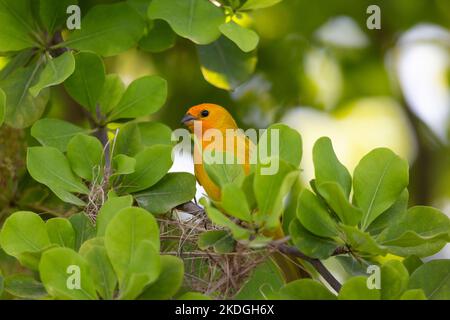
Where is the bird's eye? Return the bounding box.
[201,110,209,117]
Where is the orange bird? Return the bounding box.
[182,103,305,282]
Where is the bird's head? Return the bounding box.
[181,103,238,132]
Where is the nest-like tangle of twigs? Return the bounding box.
[158,209,277,299]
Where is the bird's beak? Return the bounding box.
[181,113,197,125]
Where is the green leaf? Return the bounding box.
[316,182,362,226]
[219,22,259,52]
[203,151,245,188]
[353,148,409,230]
[46,218,75,249]
[31,118,86,152]
[104,208,161,299]
[134,172,196,215]
[296,189,339,238]
[148,0,224,44]
[67,134,104,181]
[201,198,251,240]
[0,211,51,257]
[221,183,252,222]
[313,137,352,197]
[139,20,177,53]
[113,154,136,175]
[338,276,380,300]
[98,74,125,116]
[120,145,173,193]
[0,87,5,126]
[4,274,47,299]
[39,247,98,300]
[178,292,211,300]
[377,206,450,257]
[139,255,184,300]
[69,213,96,251]
[27,147,88,205]
[107,75,167,121]
[39,0,76,34]
[198,230,235,253]
[0,62,50,128]
[380,260,409,300]
[64,52,105,113]
[0,0,37,51]
[30,51,75,97]
[402,255,423,275]
[400,289,427,300]
[139,122,173,147]
[289,220,339,260]
[240,0,282,10]
[254,158,299,230]
[114,122,142,156]
[197,36,257,90]
[408,260,450,300]
[79,239,117,300]
[96,195,133,237]
[279,279,336,300]
[64,2,145,56]
[341,225,386,255]
[259,123,302,168]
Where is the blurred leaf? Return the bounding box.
[120,145,173,193]
[408,260,450,300]
[64,52,105,113]
[39,0,76,34]
[400,289,427,300]
[296,189,338,238]
[0,62,49,128]
[353,148,409,230]
[79,239,117,300]
[240,0,282,10]
[139,20,176,53]
[254,158,298,230]
[46,218,75,249]
[134,172,196,215]
[313,137,351,197]
[220,183,252,221]
[289,220,339,259]
[0,211,50,257]
[148,0,224,44]
[4,274,47,299]
[64,2,145,56]
[197,36,257,90]
[67,134,103,181]
[107,75,167,121]
[138,122,173,147]
[279,279,336,300]
[178,292,211,300]
[0,87,5,126]
[30,51,75,97]
[198,230,235,253]
[98,74,125,116]
[139,255,184,300]
[104,207,161,299]
[31,118,86,152]
[338,276,380,300]
[39,247,98,299]
[27,147,88,205]
[0,0,37,51]
[96,195,133,237]
[380,260,409,300]
[69,213,95,251]
[219,22,259,52]
[113,154,136,175]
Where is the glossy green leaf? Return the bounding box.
[30,51,75,97]
[279,279,336,300]
[134,172,196,215]
[219,22,259,52]
[0,211,51,257]
[114,122,142,156]
[221,183,252,221]
[338,276,380,300]
[353,148,409,230]
[341,225,386,255]
[408,260,450,300]
[197,36,257,90]
[69,213,96,251]
[39,247,98,300]
[39,0,76,34]
[148,0,224,44]
[64,52,105,113]
[4,275,47,299]
[380,260,409,300]
[113,154,136,175]
[98,74,125,116]
[139,20,177,53]
[120,145,173,193]
[46,218,75,249]
[67,134,103,181]
[96,195,133,237]
[64,2,145,56]
[31,118,86,152]
[203,151,245,188]
[139,122,173,147]
[139,255,184,300]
